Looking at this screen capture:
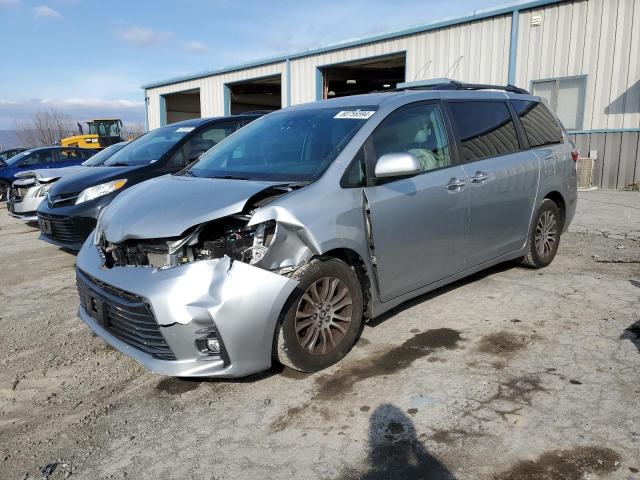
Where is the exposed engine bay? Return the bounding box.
[102,216,276,269]
[98,184,299,270]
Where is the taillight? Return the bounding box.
[571,149,579,162]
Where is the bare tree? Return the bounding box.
[15,109,76,147]
[121,122,146,141]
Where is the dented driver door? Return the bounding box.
[362,101,469,303]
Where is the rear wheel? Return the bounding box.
[275,257,363,372]
[0,181,9,202]
[518,199,562,268]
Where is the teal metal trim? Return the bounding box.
[508,10,519,85]
[223,85,230,115]
[569,128,640,134]
[141,0,564,90]
[286,58,291,107]
[315,68,323,101]
[159,95,166,127]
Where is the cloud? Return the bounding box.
[116,26,174,47]
[0,0,20,8]
[32,5,63,19]
[0,98,145,129]
[183,40,209,53]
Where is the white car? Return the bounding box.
[7,142,126,221]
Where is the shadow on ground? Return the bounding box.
[621,320,640,353]
[339,403,456,480]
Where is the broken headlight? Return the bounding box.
[191,217,275,265]
[34,182,53,198]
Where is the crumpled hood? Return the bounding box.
[99,174,281,243]
[15,166,84,182]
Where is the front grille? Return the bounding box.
[49,192,80,208]
[77,270,175,360]
[38,212,82,244]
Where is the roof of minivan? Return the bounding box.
[288,89,540,111]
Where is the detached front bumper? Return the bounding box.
[76,239,298,377]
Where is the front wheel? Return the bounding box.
[275,257,364,372]
[518,199,562,268]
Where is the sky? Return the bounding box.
[0,0,510,129]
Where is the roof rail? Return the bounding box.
[395,79,530,95]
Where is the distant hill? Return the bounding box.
[0,130,21,149]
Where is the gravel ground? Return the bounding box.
[1,190,639,480]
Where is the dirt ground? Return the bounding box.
[1,190,639,480]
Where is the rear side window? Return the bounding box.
[448,101,520,162]
[511,100,563,148]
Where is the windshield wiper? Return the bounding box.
[212,175,250,180]
[107,162,131,167]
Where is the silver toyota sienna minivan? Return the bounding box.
[76,81,578,378]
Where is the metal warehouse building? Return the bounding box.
[143,0,640,189]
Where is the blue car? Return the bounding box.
[0,147,95,200]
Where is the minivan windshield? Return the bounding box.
[187,107,376,182]
[81,142,126,167]
[103,125,192,167]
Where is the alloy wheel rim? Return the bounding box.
[295,277,353,356]
[535,210,557,258]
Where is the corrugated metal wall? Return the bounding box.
[569,131,640,188]
[289,15,511,105]
[516,0,640,130]
[146,62,285,127]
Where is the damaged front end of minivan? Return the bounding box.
[76,180,321,378]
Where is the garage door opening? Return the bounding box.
[164,89,201,125]
[320,53,406,99]
[228,75,282,114]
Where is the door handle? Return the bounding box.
[446,177,466,191]
[470,171,488,184]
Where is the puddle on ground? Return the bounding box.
[156,378,200,395]
[314,328,464,401]
[477,331,530,356]
[493,446,621,480]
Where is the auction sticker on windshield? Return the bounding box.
[176,127,195,132]
[334,110,376,119]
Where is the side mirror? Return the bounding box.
[374,153,421,179]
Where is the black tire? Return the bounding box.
[275,257,364,372]
[518,198,562,268]
[0,181,9,202]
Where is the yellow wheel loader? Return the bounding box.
[60,119,123,150]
